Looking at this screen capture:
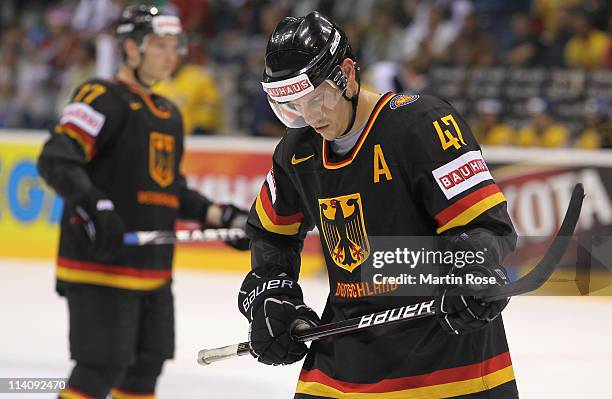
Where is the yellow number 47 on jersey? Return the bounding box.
[433,114,466,151]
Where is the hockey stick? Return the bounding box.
[123,228,247,245]
[197,183,583,365]
[123,228,319,246]
[198,300,436,365]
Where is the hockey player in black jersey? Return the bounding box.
[238,11,519,399]
[37,5,248,399]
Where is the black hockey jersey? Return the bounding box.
[244,93,518,398]
[38,78,210,292]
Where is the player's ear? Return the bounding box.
[339,58,357,96]
[339,58,355,80]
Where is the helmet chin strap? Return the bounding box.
[340,64,361,137]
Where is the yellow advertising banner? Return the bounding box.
[0,137,61,259]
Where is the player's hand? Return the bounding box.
[76,187,126,262]
[219,204,250,250]
[249,296,320,365]
[436,264,510,335]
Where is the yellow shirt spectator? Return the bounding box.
[515,124,569,147]
[474,123,515,146]
[532,0,581,37]
[154,64,224,135]
[483,124,515,146]
[565,29,609,69]
[576,128,601,149]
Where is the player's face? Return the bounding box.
[314,93,353,140]
[141,35,180,81]
[294,82,343,139]
[302,61,356,140]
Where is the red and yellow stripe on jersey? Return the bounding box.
[435,184,506,234]
[56,124,96,160]
[296,352,514,398]
[111,388,155,399]
[59,387,94,399]
[255,182,304,235]
[56,257,171,291]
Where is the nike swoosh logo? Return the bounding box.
[291,154,314,165]
[130,102,142,110]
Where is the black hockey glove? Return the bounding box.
[249,296,319,365]
[75,187,126,262]
[219,204,250,250]
[436,264,510,335]
[238,272,319,365]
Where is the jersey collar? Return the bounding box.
[322,92,394,169]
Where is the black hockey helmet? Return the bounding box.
[263,11,354,89]
[116,4,186,54]
[261,11,360,132]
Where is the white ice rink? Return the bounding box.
[1,259,611,399]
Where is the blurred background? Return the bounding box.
[0,1,611,398]
[0,0,611,143]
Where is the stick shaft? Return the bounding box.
[124,228,318,245]
[198,300,436,365]
[123,228,247,245]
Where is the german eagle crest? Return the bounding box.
[319,193,370,272]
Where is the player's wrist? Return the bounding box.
[76,186,113,213]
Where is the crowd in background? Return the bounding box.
[1,0,612,148]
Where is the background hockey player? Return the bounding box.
[37,5,248,399]
[238,11,519,399]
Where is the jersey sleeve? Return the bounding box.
[54,79,126,160]
[237,138,315,320]
[406,96,516,262]
[246,138,315,278]
[37,79,126,202]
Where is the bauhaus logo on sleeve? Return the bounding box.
[432,151,494,199]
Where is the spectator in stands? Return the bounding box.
[71,0,127,78]
[170,0,213,37]
[40,5,78,75]
[401,3,458,63]
[539,5,575,67]
[601,14,612,68]
[504,13,544,66]
[359,4,404,67]
[55,39,96,117]
[516,97,570,147]
[472,98,515,146]
[13,32,54,129]
[71,0,125,35]
[576,97,612,149]
[532,0,581,40]
[364,48,432,95]
[244,2,287,137]
[0,31,20,127]
[154,42,224,135]
[564,7,609,69]
[448,12,497,67]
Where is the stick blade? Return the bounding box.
[482,183,585,302]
